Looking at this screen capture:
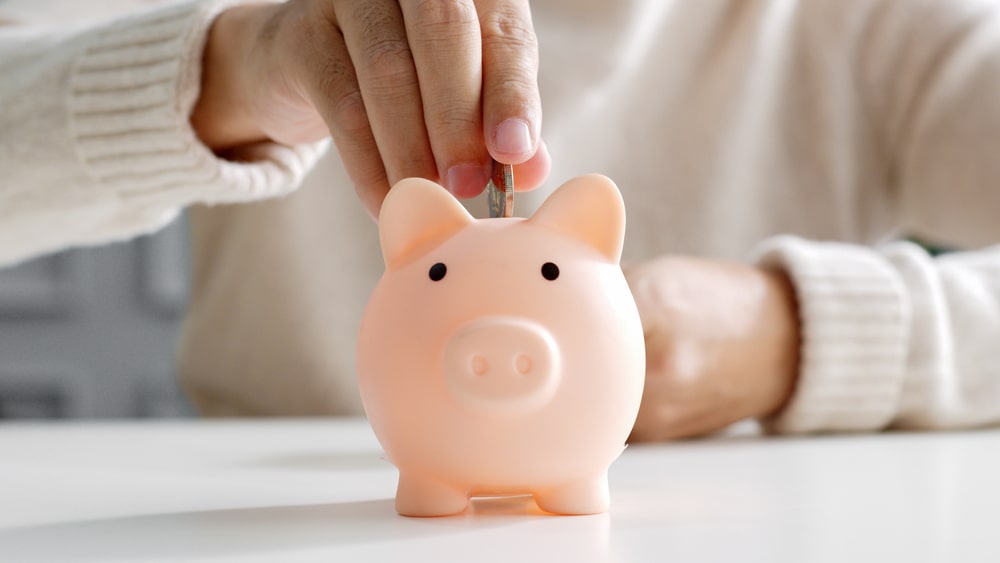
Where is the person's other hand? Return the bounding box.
[624,256,801,441]
[191,0,551,217]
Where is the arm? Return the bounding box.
[628,0,1000,439]
[0,0,552,267]
[0,1,327,267]
[628,238,1000,440]
[757,0,1000,433]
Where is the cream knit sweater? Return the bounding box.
[3,0,999,434]
[0,0,327,265]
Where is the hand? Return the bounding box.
[624,256,801,441]
[190,0,551,217]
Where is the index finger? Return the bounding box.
[399,0,490,198]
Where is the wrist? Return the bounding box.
[191,3,277,151]
[755,266,801,417]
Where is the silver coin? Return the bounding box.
[487,161,514,218]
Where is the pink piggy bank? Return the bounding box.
[357,174,645,516]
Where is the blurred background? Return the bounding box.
[0,214,194,419]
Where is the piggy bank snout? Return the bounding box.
[443,316,561,414]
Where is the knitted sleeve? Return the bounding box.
[0,0,329,266]
[754,238,1000,433]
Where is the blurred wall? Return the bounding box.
[0,215,193,419]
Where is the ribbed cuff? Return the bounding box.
[68,0,328,210]
[752,236,911,433]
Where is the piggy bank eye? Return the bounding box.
[429,262,447,281]
[541,262,560,281]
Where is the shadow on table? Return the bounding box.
[248,449,390,472]
[0,495,594,562]
[0,496,567,563]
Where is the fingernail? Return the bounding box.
[493,118,532,158]
[446,163,490,198]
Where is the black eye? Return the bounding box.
[541,262,559,281]
[429,262,447,281]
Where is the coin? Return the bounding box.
[487,160,514,218]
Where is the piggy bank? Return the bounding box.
[356,174,645,516]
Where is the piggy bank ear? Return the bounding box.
[527,174,626,263]
[378,178,474,270]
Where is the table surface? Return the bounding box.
[0,419,997,563]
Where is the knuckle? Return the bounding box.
[490,74,536,99]
[350,0,399,36]
[281,0,336,51]
[363,37,414,77]
[480,6,538,53]
[363,38,418,92]
[425,99,479,132]
[412,0,477,34]
[346,1,417,85]
[311,48,353,90]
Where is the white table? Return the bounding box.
[0,419,997,563]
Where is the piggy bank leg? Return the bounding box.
[395,473,469,517]
[533,473,610,515]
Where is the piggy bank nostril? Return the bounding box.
[515,354,532,375]
[471,355,488,376]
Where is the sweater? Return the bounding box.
[0,0,327,266]
[3,0,1000,433]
